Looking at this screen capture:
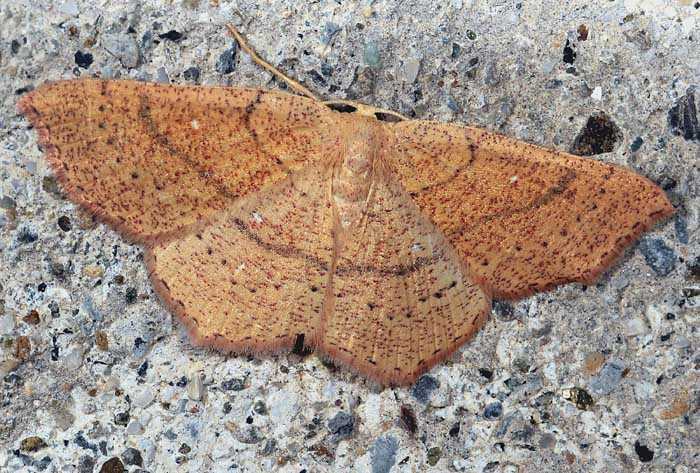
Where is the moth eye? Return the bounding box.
[374,112,403,123]
[325,103,357,113]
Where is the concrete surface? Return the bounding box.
[1,0,698,472]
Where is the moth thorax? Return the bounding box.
[332,126,379,227]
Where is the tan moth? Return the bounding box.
[17,25,673,385]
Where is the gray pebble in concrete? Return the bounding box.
[668,88,700,141]
[484,61,500,86]
[183,66,200,82]
[216,43,239,74]
[484,401,503,420]
[364,42,381,67]
[321,22,340,45]
[370,435,398,473]
[412,375,439,403]
[121,447,143,467]
[589,359,626,396]
[77,455,95,473]
[102,33,140,69]
[327,411,355,438]
[674,215,688,244]
[638,238,676,276]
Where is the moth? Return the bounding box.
[17,24,673,385]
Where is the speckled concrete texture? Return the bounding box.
[1,1,699,472]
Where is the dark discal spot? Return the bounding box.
[310,285,318,292]
[292,333,314,356]
[131,172,139,179]
[206,248,213,255]
[570,112,622,156]
[433,292,443,299]
[244,93,262,116]
[221,259,227,266]
[415,143,477,195]
[325,103,357,113]
[367,302,376,310]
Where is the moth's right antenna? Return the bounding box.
[226,23,320,101]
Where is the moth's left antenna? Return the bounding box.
[226,23,321,102]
